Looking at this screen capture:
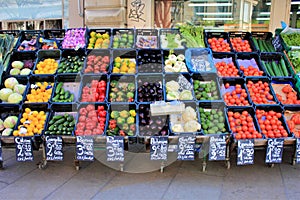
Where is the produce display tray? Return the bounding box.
[205,31,233,52]
[228,32,257,53]
[159,28,185,49]
[236,53,267,77]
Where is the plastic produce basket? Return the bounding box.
[245,77,279,106]
[137,49,162,73]
[159,28,185,49]
[86,28,112,49]
[112,28,135,49]
[75,103,108,136]
[169,101,202,136]
[84,49,111,74]
[42,29,66,48]
[44,103,78,136]
[61,28,86,50]
[260,52,293,78]
[199,101,231,135]
[136,74,164,103]
[236,52,267,77]
[164,73,194,101]
[51,74,81,104]
[0,76,29,106]
[220,77,253,107]
[251,32,275,53]
[255,105,292,138]
[58,49,86,75]
[270,77,300,106]
[5,51,37,77]
[162,49,188,74]
[135,29,158,49]
[107,103,137,137]
[108,74,136,103]
[228,32,257,52]
[0,104,21,137]
[185,48,216,73]
[112,49,137,74]
[78,74,108,103]
[213,52,242,78]
[138,103,169,137]
[32,50,61,76]
[205,31,233,52]
[227,106,262,140]
[16,30,42,52]
[192,73,222,102]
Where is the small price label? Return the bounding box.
[76,136,94,161]
[237,139,254,165]
[15,137,33,162]
[209,134,226,161]
[295,138,300,164]
[177,136,195,161]
[45,136,63,161]
[106,136,124,162]
[150,136,168,161]
[265,138,284,163]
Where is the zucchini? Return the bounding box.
[52,94,60,102]
[58,124,64,130]
[69,120,75,127]
[55,82,63,94]
[280,58,289,76]
[52,115,63,120]
[54,118,65,125]
[67,115,74,122]
[59,88,65,95]
[64,91,70,99]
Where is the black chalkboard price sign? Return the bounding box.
[265,138,284,163]
[45,136,63,161]
[15,137,33,162]
[106,136,124,162]
[237,139,254,165]
[209,134,226,161]
[296,138,300,164]
[76,136,94,161]
[150,136,168,161]
[177,136,195,161]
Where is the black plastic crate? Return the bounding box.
[162,49,188,73]
[185,48,216,73]
[245,77,279,106]
[226,106,262,140]
[58,49,86,74]
[0,30,20,49]
[75,103,108,136]
[32,50,61,76]
[84,49,111,74]
[159,28,185,49]
[236,52,267,77]
[135,29,158,49]
[108,75,136,103]
[169,101,201,135]
[137,49,162,73]
[107,103,137,136]
[0,76,29,105]
[51,74,81,104]
[42,29,65,48]
[138,103,169,137]
[199,101,231,135]
[5,51,36,77]
[205,31,233,52]
[260,52,293,78]
[213,52,242,78]
[192,73,222,102]
[219,77,252,107]
[270,77,300,106]
[16,30,42,52]
[164,74,194,101]
[0,104,21,137]
[78,74,108,103]
[44,103,78,136]
[111,49,137,74]
[86,28,111,49]
[255,105,292,138]
[228,32,257,52]
[137,74,164,103]
[251,32,275,52]
[112,28,135,49]
[24,75,55,105]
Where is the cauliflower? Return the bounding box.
[166,80,180,92]
[164,65,174,72]
[179,90,193,100]
[182,106,197,122]
[167,91,180,100]
[172,124,184,133]
[184,120,201,132]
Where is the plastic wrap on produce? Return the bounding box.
[185,48,215,73]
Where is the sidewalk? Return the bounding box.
[0,146,299,200]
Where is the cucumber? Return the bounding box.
[58,124,64,130]
[49,131,56,135]
[64,91,70,99]
[59,95,65,100]
[54,118,65,125]
[52,115,63,120]
[52,94,60,102]
[49,125,55,131]
[262,61,274,76]
[272,61,282,76]
[266,41,275,52]
[69,94,74,102]
[55,82,63,94]
[59,88,65,95]
[57,68,64,73]
[252,37,259,49]
[258,40,265,51]
[63,121,69,126]
[280,58,289,76]
[67,127,74,131]
[48,119,56,125]
[66,131,72,135]
[44,131,50,135]
[69,121,75,127]
[67,115,74,122]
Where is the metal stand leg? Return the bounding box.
[120,163,124,172]
[0,160,3,170]
[202,151,207,172]
[38,142,47,169]
[225,142,231,169]
[74,159,80,170]
[160,161,165,173]
[292,143,297,166]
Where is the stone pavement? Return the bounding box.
[0,146,299,200]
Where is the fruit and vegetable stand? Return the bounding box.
[0,25,300,172]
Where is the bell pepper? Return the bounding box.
[292,114,300,125]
